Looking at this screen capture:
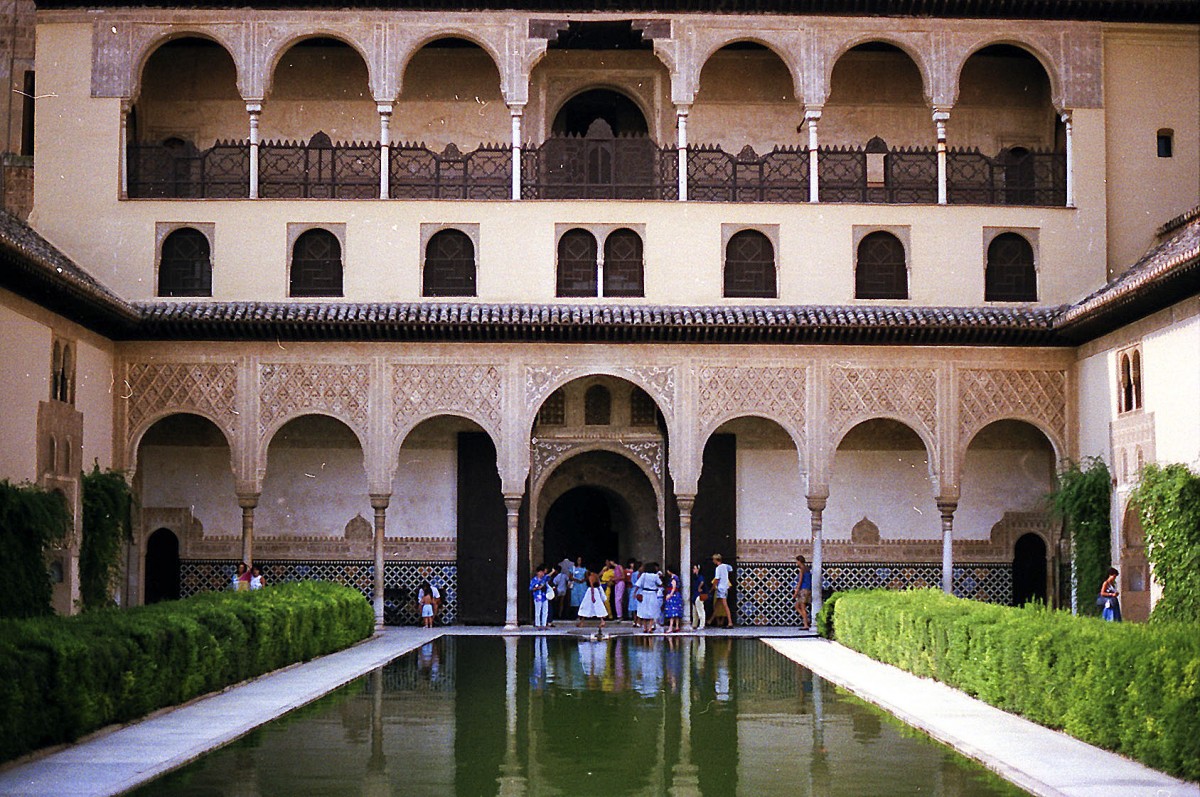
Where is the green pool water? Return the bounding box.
[131,635,1027,796]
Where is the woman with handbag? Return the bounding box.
[635,563,663,633]
[1099,567,1121,622]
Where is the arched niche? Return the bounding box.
[397,37,506,151]
[827,418,939,542]
[262,37,376,144]
[132,36,242,150]
[144,528,181,605]
[955,44,1059,156]
[824,42,930,149]
[259,414,370,538]
[691,42,797,154]
[959,419,1055,541]
[136,413,239,539]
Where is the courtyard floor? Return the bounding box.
[0,624,1193,797]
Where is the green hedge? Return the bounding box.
[0,581,375,763]
[828,589,1200,781]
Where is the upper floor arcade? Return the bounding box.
[78,11,1092,206]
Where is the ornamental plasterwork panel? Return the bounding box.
[828,366,937,444]
[525,365,676,421]
[529,438,664,493]
[258,362,371,440]
[391,363,503,433]
[958,368,1066,450]
[1110,411,1155,486]
[125,362,239,440]
[696,365,805,443]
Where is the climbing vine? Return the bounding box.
[0,480,69,618]
[1132,463,1200,623]
[1048,457,1111,615]
[80,466,132,611]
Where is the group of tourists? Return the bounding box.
[230,562,265,591]
[528,552,741,632]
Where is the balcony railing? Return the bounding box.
[127,139,1067,207]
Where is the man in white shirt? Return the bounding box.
[711,553,734,628]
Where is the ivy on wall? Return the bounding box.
[80,466,132,611]
[0,481,69,619]
[1133,463,1200,623]
[1048,457,1111,615]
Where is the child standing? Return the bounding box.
[421,591,435,628]
[576,572,608,631]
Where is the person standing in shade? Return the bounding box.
[627,560,642,618]
[1099,567,1122,622]
[577,571,608,631]
[663,565,683,633]
[612,559,627,620]
[530,564,552,628]
[569,556,588,619]
[691,563,708,630]
[636,563,663,633]
[793,555,812,630]
[552,564,569,621]
[711,553,734,628]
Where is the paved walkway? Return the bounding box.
[767,639,1199,797]
[1,627,1194,796]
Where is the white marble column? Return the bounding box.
[504,494,522,628]
[509,105,524,200]
[939,499,958,594]
[808,494,827,618]
[1061,110,1074,207]
[934,108,950,205]
[237,492,259,565]
[676,104,690,201]
[370,494,389,628]
[805,107,822,203]
[677,495,695,629]
[246,102,262,199]
[378,104,392,200]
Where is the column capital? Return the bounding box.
[1059,108,1073,123]
[236,491,260,509]
[674,103,692,116]
[503,493,523,513]
[507,103,525,116]
[376,103,393,116]
[936,498,958,517]
[931,106,951,123]
[245,101,263,114]
[369,493,391,510]
[803,106,823,122]
[807,495,828,513]
[675,493,696,513]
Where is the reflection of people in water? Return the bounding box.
[713,639,732,702]
[417,641,440,680]
[530,636,550,691]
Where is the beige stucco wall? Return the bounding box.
[0,294,50,482]
[1102,25,1200,276]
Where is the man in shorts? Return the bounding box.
[711,553,734,628]
[793,554,812,630]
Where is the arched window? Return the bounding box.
[584,385,611,425]
[724,230,776,298]
[1130,350,1142,410]
[290,228,343,297]
[985,233,1036,302]
[537,389,566,426]
[423,229,476,297]
[50,341,62,402]
[603,229,644,297]
[1118,349,1143,414]
[158,228,213,297]
[855,232,907,299]
[557,229,597,297]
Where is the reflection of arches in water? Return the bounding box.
[1012,532,1047,605]
[145,527,181,604]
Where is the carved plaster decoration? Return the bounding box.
[828,365,938,447]
[125,362,239,442]
[1111,411,1155,486]
[525,364,676,424]
[391,363,503,439]
[258,362,371,441]
[696,365,806,444]
[958,367,1066,454]
[529,437,664,494]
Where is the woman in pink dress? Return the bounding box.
[612,560,626,620]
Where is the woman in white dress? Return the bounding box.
[635,563,663,633]
[577,571,608,630]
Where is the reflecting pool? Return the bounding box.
[131,636,1026,796]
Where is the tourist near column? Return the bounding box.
[529,564,551,629]
[691,563,708,630]
[612,559,626,620]
[794,555,812,630]
[711,553,734,628]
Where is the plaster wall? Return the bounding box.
[1102,25,1200,276]
[957,448,1055,539]
[140,443,240,534]
[391,441,458,538]
[1141,308,1200,469]
[75,336,114,469]
[0,296,48,482]
[736,448,805,540]
[258,431,372,537]
[1074,346,1113,461]
[825,449,941,541]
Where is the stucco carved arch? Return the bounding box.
[391,410,503,474]
[260,29,377,102]
[531,441,663,504]
[956,415,1065,485]
[128,28,247,104]
[822,32,935,106]
[126,409,237,480]
[948,36,1065,112]
[256,410,369,478]
[393,29,507,101]
[829,413,942,494]
[696,411,806,487]
[693,34,805,105]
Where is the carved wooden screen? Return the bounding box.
[855,231,908,299]
[557,229,598,297]
[603,228,645,297]
[724,230,777,298]
[985,232,1037,302]
[423,229,476,297]
[290,228,343,297]
[158,228,212,297]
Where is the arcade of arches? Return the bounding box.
[123,345,1068,626]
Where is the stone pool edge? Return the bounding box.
[765,638,1198,797]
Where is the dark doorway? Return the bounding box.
[1012,532,1047,605]
[552,89,648,137]
[144,528,180,604]
[543,486,621,569]
[457,432,507,624]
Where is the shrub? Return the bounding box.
[0,480,70,619]
[80,466,133,611]
[828,589,1200,781]
[1048,457,1111,615]
[0,581,374,763]
[1133,463,1200,623]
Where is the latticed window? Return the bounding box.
[423,229,476,297]
[537,389,566,426]
[724,230,776,298]
[855,232,908,299]
[50,339,74,404]
[557,229,598,297]
[584,385,611,425]
[603,229,644,297]
[985,233,1036,302]
[158,228,212,297]
[291,228,343,297]
[630,387,657,426]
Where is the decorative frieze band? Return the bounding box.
[125,362,239,440]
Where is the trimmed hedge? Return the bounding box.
[828,589,1200,782]
[0,580,374,763]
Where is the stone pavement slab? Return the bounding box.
[766,638,1199,797]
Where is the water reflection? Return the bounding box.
[131,636,1025,797]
